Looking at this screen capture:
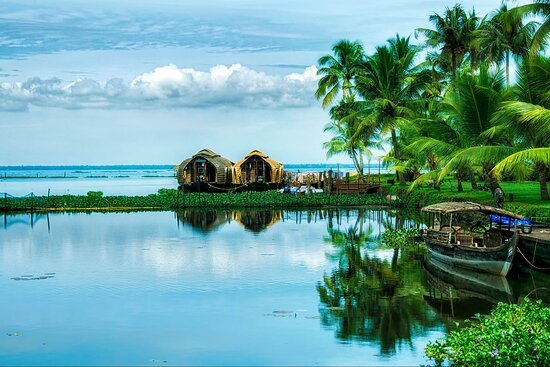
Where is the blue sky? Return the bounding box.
[0,0,527,164]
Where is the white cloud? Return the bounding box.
[0,64,320,111]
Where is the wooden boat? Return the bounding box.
[421,202,521,277]
[518,227,550,272]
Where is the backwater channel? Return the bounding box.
[1,208,548,365]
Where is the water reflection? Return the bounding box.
[233,210,283,233]
[318,210,439,356]
[423,257,550,320]
[1,208,549,365]
[176,209,232,233]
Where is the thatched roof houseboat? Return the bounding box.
[177,149,233,185]
[232,150,284,184]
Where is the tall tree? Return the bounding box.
[479,3,535,87]
[315,40,365,109]
[491,56,550,200]
[506,0,550,56]
[416,4,480,80]
[323,97,382,178]
[353,35,429,184]
[437,66,512,193]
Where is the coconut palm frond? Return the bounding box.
[408,169,443,192]
[438,146,518,180]
[405,137,459,159]
[491,148,550,179]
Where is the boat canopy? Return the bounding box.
[421,202,524,220]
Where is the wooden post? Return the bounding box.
[368,160,371,184]
[378,159,381,185]
[346,172,350,194]
[326,169,333,195]
[3,193,6,213]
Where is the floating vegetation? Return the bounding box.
[264,310,295,318]
[6,332,21,337]
[11,273,55,281]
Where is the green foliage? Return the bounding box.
[380,228,421,248]
[389,180,550,222]
[425,299,550,367]
[2,190,389,213]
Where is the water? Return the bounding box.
[1,208,548,366]
[0,164,391,196]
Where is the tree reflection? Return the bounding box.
[318,209,438,355]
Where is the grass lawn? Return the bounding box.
[388,180,550,222]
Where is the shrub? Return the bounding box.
[425,299,550,367]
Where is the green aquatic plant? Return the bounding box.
[380,228,421,248]
[425,299,550,367]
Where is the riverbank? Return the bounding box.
[3,181,549,221]
[1,189,388,212]
[387,181,550,222]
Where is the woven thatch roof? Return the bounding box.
[421,202,523,219]
[234,149,283,169]
[232,149,284,184]
[177,149,234,184]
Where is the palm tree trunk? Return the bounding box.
[350,149,364,178]
[468,167,478,190]
[391,129,405,185]
[506,51,510,89]
[483,163,501,194]
[456,173,463,192]
[359,153,364,178]
[538,163,549,201]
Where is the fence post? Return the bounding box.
[3,193,6,213]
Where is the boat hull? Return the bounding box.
[518,232,550,272]
[425,233,517,277]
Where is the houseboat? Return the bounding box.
[421,202,521,276]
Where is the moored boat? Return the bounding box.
[518,227,550,272]
[421,202,521,277]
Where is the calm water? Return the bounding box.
[0,164,390,196]
[1,209,548,366]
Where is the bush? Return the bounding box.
[425,299,550,367]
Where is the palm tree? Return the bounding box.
[479,3,535,87]
[490,56,550,200]
[323,97,382,178]
[416,4,480,80]
[436,66,512,193]
[315,40,365,109]
[505,0,550,56]
[352,35,429,184]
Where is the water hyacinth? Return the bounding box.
[425,299,550,367]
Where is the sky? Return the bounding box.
[0,0,528,165]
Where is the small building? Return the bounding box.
[177,149,233,185]
[232,150,284,184]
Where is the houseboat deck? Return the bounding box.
[519,228,550,244]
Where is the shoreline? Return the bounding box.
[3,184,549,221]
